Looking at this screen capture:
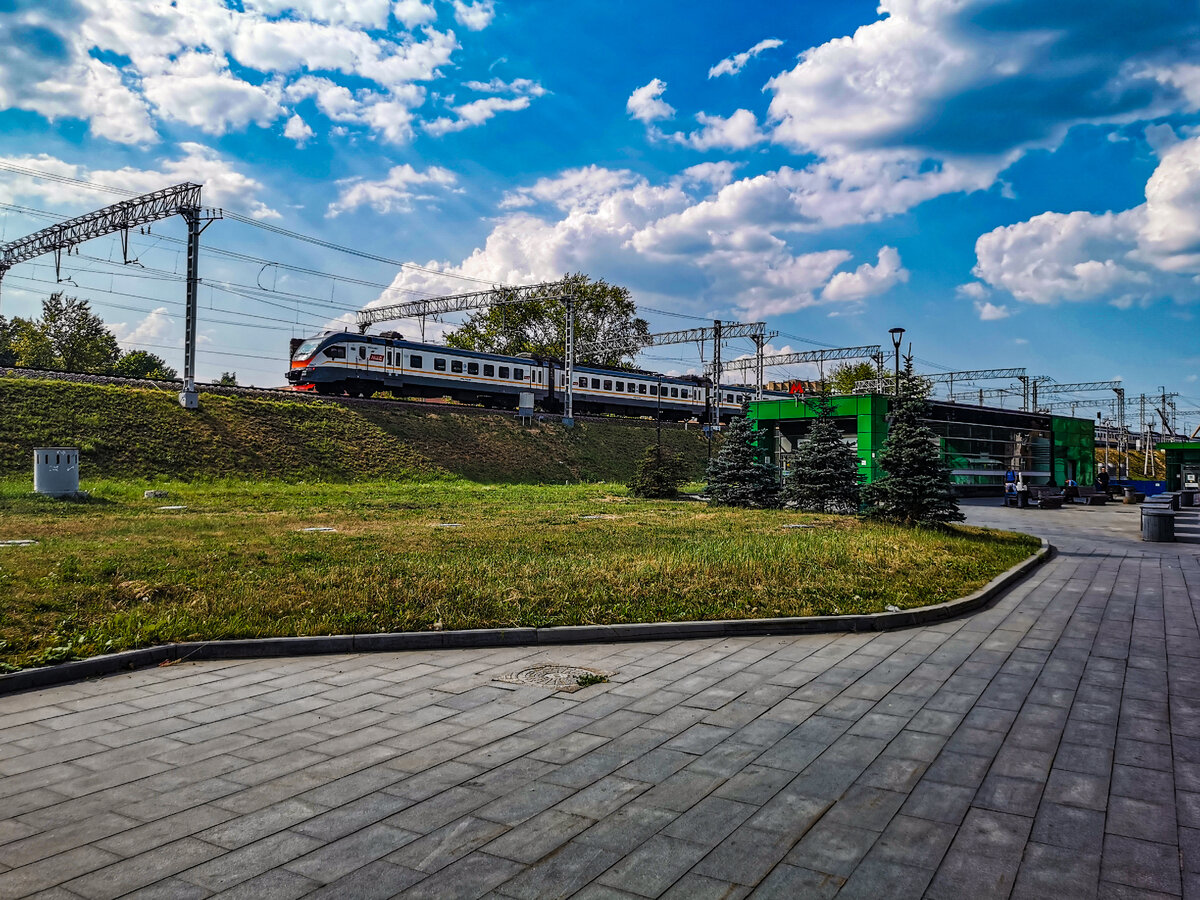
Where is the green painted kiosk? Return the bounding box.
[748,394,1096,497]
[1157,441,1200,492]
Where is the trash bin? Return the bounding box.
[1181,489,1197,508]
[1142,508,1175,542]
[1124,488,1137,504]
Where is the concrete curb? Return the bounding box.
[0,538,1052,696]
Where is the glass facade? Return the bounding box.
[750,395,1095,496]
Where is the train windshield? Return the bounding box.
[293,339,322,360]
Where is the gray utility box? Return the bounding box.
[1141,508,1175,542]
[34,448,80,496]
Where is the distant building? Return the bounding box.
[749,393,1095,496]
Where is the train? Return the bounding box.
[286,330,786,420]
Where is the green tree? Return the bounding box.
[111,351,178,380]
[864,356,963,525]
[216,372,238,386]
[0,315,15,366]
[39,293,120,373]
[628,444,687,499]
[704,411,779,508]
[446,273,649,368]
[8,317,55,369]
[828,361,878,395]
[782,393,861,514]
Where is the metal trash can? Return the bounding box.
[1142,508,1175,542]
[1181,489,1197,508]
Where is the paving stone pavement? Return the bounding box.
[1,499,1198,899]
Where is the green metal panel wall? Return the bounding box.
[1050,416,1096,485]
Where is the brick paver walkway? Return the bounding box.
[1,500,1197,899]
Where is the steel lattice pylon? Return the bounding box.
[0,183,220,408]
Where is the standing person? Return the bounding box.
[1097,468,1111,495]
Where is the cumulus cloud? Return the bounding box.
[975,301,1011,320]
[362,165,906,323]
[452,0,494,30]
[970,134,1200,309]
[626,79,675,124]
[111,307,176,349]
[0,144,280,219]
[708,38,784,78]
[284,114,315,145]
[668,109,768,151]
[328,163,456,215]
[820,246,908,303]
[0,0,524,146]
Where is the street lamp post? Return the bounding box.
[888,327,905,402]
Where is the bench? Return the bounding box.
[1029,486,1065,509]
[1074,486,1108,505]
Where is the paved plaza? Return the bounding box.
[0,499,1197,899]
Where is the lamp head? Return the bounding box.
[888,327,905,349]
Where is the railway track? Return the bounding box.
[0,366,695,430]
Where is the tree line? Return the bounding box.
[0,293,237,385]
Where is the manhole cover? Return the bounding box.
[495,664,615,692]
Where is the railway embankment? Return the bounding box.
[0,376,713,483]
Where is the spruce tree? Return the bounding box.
[704,411,779,508]
[628,444,686,499]
[783,393,861,514]
[865,357,964,525]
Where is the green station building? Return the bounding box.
[748,394,1096,496]
[1157,441,1200,492]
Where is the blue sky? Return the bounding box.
[1,0,1199,425]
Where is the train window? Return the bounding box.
[615,381,624,392]
[578,376,587,388]
[638,384,646,394]
[484,364,494,377]
[451,360,463,373]
[726,393,734,402]
[514,368,524,380]
[386,351,393,365]
[603,380,612,391]
[410,355,422,368]
[467,362,479,375]
[326,346,345,359]
[650,385,658,395]
[670,387,679,398]
[434,358,446,371]
[499,366,510,379]
[591,378,600,389]
[680,388,688,399]
[358,347,367,359]
[628,383,636,393]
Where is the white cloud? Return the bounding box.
[141,52,283,135]
[678,162,741,190]
[668,109,768,151]
[626,79,675,124]
[364,164,904,323]
[0,0,478,145]
[452,0,494,30]
[328,164,456,215]
[820,246,908,303]
[0,144,280,220]
[393,0,436,28]
[424,78,545,136]
[708,38,784,79]
[284,113,314,145]
[970,134,1200,308]
[974,301,1011,321]
[956,281,989,300]
[111,307,176,349]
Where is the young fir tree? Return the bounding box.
[628,444,686,499]
[865,356,964,525]
[782,393,861,514]
[704,410,779,508]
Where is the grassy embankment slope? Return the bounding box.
[0,377,712,483]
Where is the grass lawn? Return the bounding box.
[0,479,1039,671]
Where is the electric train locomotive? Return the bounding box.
[286,330,780,420]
